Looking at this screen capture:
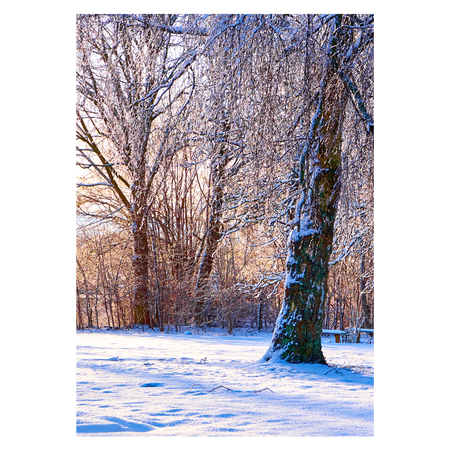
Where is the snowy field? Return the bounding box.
[77,328,373,437]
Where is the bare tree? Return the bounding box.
[76,14,199,325]
[191,15,291,324]
[75,14,373,340]
[262,14,374,363]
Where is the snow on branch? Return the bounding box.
[77,182,114,188]
[137,16,209,36]
[329,225,371,266]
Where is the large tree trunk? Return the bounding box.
[131,219,151,326]
[262,18,350,364]
[131,163,152,326]
[263,153,344,363]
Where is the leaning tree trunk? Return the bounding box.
[262,18,351,364]
[193,150,226,325]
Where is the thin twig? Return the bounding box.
[190,383,274,393]
[190,383,233,392]
[190,383,208,392]
[210,385,233,392]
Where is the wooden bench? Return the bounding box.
[348,328,374,344]
[356,328,374,343]
[322,329,348,343]
[357,328,374,335]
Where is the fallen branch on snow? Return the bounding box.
[190,384,233,392]
[190,384,274,393]
[254,387,274,393]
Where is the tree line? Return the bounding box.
[76,14,374,363]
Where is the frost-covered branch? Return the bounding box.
[77,182,114,188]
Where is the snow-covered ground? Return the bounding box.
[76,328,373,437]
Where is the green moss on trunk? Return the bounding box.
[264,16,353,365]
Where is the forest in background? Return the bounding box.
[76,14,373,343]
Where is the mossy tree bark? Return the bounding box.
[262,16,353,364]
